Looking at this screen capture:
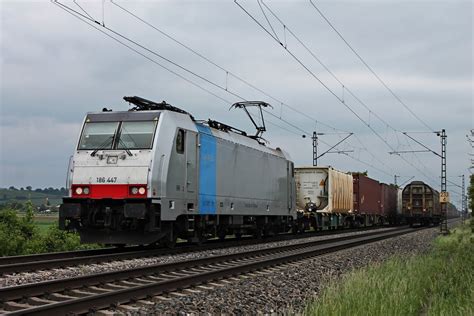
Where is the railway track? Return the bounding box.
[0,225,395,274]
[0,226,420,315]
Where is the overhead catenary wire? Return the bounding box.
[308,0,434,132]
[53,1,231,105]
[261,1,402,135]
[53,0,321,141]
[235,0,399,154]
[235,0,440,185]
[56,0,414,181]
[260,1,440,184]
[110,0,348,135]
[259,0,429,167]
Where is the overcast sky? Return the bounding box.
[1,0,472,208]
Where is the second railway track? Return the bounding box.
[0,226,421,315]
[0,225,395,275]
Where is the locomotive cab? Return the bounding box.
[60,98,198,245]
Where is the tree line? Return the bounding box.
[5,186,68,196]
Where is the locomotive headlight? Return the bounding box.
[131,187,139,195]
[75,187,83,195]
[83,187,90,195]
[138,187,146,195]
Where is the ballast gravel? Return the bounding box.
[133,227,442,315]
[0,227,396,287]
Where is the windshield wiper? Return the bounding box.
[117,137,133,156]
[91,135,114,157]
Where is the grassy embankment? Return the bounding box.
[305,221,474,316]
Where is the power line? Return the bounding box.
[53,0,324,143]
[110,0,348,135]
[308,0,434,132]
[57,1,418,181]
[261,1,402,135]
[53,1,231,105]
[235,0,440,185]
[93,1,397,174]
[259,0,432,179]
[235,1,397,153]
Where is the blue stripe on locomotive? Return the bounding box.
[195,124,217,214]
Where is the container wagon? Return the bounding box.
[352,174,383,226]
[295,166,353,230]
[380,183,398,225]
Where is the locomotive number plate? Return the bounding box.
[96,177,118,183]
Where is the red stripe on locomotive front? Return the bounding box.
[71,184,147,199]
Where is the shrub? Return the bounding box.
[0,206,99,256]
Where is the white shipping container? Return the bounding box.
[295,166,353,214]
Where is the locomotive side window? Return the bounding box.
[176,129,185,154]
[117,121,157,150]
[78,122,119,150]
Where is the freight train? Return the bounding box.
[59,96,456,246]
[294,167,401,230]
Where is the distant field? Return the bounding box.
[34,215,59,234]
[0,188,63,207]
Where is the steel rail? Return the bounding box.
[0,227,403,301]
[1,227,418,315]
[0,225,394,274]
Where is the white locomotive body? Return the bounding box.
[60,97,296,245]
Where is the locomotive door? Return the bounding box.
[185,131,197,195]
[287,161,294,211]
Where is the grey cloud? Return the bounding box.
[0,1,472,208]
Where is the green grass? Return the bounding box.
[305,222,474,316]
[33,215,58,235]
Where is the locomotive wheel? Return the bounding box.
[291,224,299,235]
[160,235,177,248]
[253,228,264,239]
[218,229,227,241]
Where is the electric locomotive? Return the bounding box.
[60,96,296,245]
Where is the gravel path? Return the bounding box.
[0,227,396,287]
[130,226,447,315]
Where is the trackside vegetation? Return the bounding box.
[0,203,99,256]
[305,221,474,316]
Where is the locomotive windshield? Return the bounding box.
[117,121,156,149]
[78,120,157,150]
[78,122,119,150]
